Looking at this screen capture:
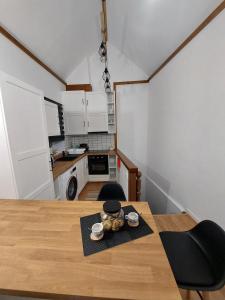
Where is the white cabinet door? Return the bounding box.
[62,91,86,113]
[77,159,85,195]
[86,92,108,132]
[0,71,54,200]
[62,91,87,134]
[83,156,88,185]
[64,112,86,135]
[45,101,60,136]
[86,92,107,113]
[88,113,108,132]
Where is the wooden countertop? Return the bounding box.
[0,200,181,300]
[53,150,116,180]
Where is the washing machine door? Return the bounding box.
[66,176,78,200]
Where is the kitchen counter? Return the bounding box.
[52,150,116,180]
[0,200,181,300]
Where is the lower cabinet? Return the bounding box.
[77,157,88,195]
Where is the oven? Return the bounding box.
[88,155,109,175]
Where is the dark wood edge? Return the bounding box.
[116,149,138,174]
[0,25,66,86]
[66,84,93,91]
[129,172,137,202]
[113,80,149,90]
[148,1,225,81]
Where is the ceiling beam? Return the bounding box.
[0,25,66,86]
[101,0,108,42]
[148,1,225,82]
[66,84,92,92]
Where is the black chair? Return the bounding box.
[160,220,225,300]
[97,182,126,201]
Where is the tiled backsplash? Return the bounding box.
[50,140,66,153]
[65,133,115,151]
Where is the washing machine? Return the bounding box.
[59,164,78,200]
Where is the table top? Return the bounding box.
[0,200,181,300]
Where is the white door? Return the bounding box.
[0,72,54,199]
[45,101,60,136]
[64,112,86,135]
[86,92,108,132]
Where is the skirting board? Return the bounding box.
[146,176,185,213]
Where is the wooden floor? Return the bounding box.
[78,181,105,200]
[154,213,225,300]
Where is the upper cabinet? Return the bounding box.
[62,91,87,135]
[45,101,60,136]
[62,91,86,113]
[62,91,108,135]
[86,92,108,133]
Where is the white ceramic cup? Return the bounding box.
[91,223,104,238]
[125,212,139,226]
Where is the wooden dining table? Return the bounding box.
[0,200,182,300]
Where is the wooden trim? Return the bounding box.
[0,25,66,86]
[66,84,92,91]
[116,149,138,173]
[129,172,137,202]
[148,1,225,81]
[113,80,149,90]
[101,0,108,42]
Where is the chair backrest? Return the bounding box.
[97,182,126,201]
[190,220,225,289]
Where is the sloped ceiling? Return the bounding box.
[108,0,223,77]
[0,0,101,79]
[0,0,223,81]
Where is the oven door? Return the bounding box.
[88,155,109,175]
[66,176,78,200]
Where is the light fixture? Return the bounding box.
[98,41,107,62]
[102,67,110,81]
[98,0,112,94]
[104,78,111,93]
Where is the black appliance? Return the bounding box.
[79,143,89,152]
[88,155,109,175]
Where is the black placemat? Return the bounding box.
[80,205,153,256]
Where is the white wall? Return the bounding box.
[117,84,150,200]
[67,44,147,90]
[147,10,225,228]
[116,10,225,228]
[0,35,65,102]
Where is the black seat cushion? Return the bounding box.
[160,231,215,289]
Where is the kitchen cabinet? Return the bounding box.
[45,101,60,136]
[0,71,54,200]
[64,112,86,135]
[76,156,88,196]
[62,91,108,134]
[62,91,87,135]
[86,92,108,132]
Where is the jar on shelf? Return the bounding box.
[100,200,125,232]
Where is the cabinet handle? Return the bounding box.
[83,121,85,127]
[82,98,84,105]
[88,121,89,127]
[86,99,88,106]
